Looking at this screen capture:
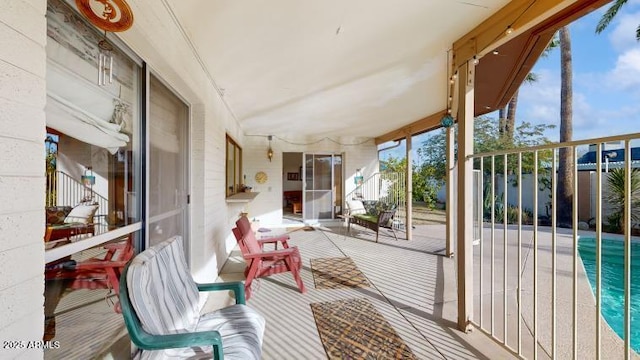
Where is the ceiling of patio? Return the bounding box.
[165,0,512,139]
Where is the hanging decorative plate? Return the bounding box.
[75,0,134,32]
[255,171,268,184]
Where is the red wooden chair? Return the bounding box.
[45,236,134,312]
[232,218,306,299]
[235,216,291,250]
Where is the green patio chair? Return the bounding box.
[119,236,265,359]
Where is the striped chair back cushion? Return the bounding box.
[126,236,200,334]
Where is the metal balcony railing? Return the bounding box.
[469,132,640,359]
[46,170,109,224]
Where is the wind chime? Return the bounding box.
[74,0,134,86]
[97,35,113,86]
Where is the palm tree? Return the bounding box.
[498,72,537,142]
[596,0,640,41]
[557,26,573,226]
[498,36,557,142]
[605,168,640,232]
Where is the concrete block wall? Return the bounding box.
[0,0,47,357]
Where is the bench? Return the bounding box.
[346,200,397,242]
[119,236,265,359]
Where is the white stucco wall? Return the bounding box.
[0,0,47,357]
[242,135,379,227]
[116,1,381,282]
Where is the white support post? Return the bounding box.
[446,127,455,257]
[406,133,413,240]
[456,60,475,332]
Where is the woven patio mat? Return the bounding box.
[285,225,316,233]
[310,298,418,359]
[310,257,370,289]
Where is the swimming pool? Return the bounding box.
[578,237,640,352]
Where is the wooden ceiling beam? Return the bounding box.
[374,110,446,145]
[375,0,609,143]
[453,0,574,69]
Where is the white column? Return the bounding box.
[456,60,475,332]
[406,133,413,240]
[446,127,455,257]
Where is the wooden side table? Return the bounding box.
[292,201,302,214]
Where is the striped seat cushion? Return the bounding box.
[128,236,265,360]
[127,236,201,334]
[134,305,265,360]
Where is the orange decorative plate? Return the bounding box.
[75,0,134,32]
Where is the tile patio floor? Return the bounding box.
[214,223,515,359]
[46,222,637,359]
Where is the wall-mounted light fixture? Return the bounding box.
[267,135,274,162]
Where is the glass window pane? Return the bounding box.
[334,155,343,215]
[225,136,242,196]
[227,140,234,196]
[236,146,242,189]
[314,155,332,190]
[305,154,313,190]
[148,75,188,247]
[44,0,142,356]
[45,0,141,234]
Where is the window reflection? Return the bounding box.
[45,0,140,246]
[44,0,141,355]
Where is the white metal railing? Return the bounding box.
[468,132,640,359]
[46,170,109,223]
[346,172,406,229]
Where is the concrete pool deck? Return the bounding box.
[212,222,639,359]
[473,224,640,359]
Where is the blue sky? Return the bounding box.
[381,0,640,160]
[519,0,640,142]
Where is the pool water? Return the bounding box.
[578,238,640,352]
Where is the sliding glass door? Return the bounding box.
[148,75,189,249]
[303,154,342,221]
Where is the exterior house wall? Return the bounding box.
[0,1,382,349]
[242,136,379,226]
[0,0,47,356]
[116,1,246,283]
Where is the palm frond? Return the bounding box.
[596,0,628,34]
[541,34,559,58]
[605,168,640,223]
